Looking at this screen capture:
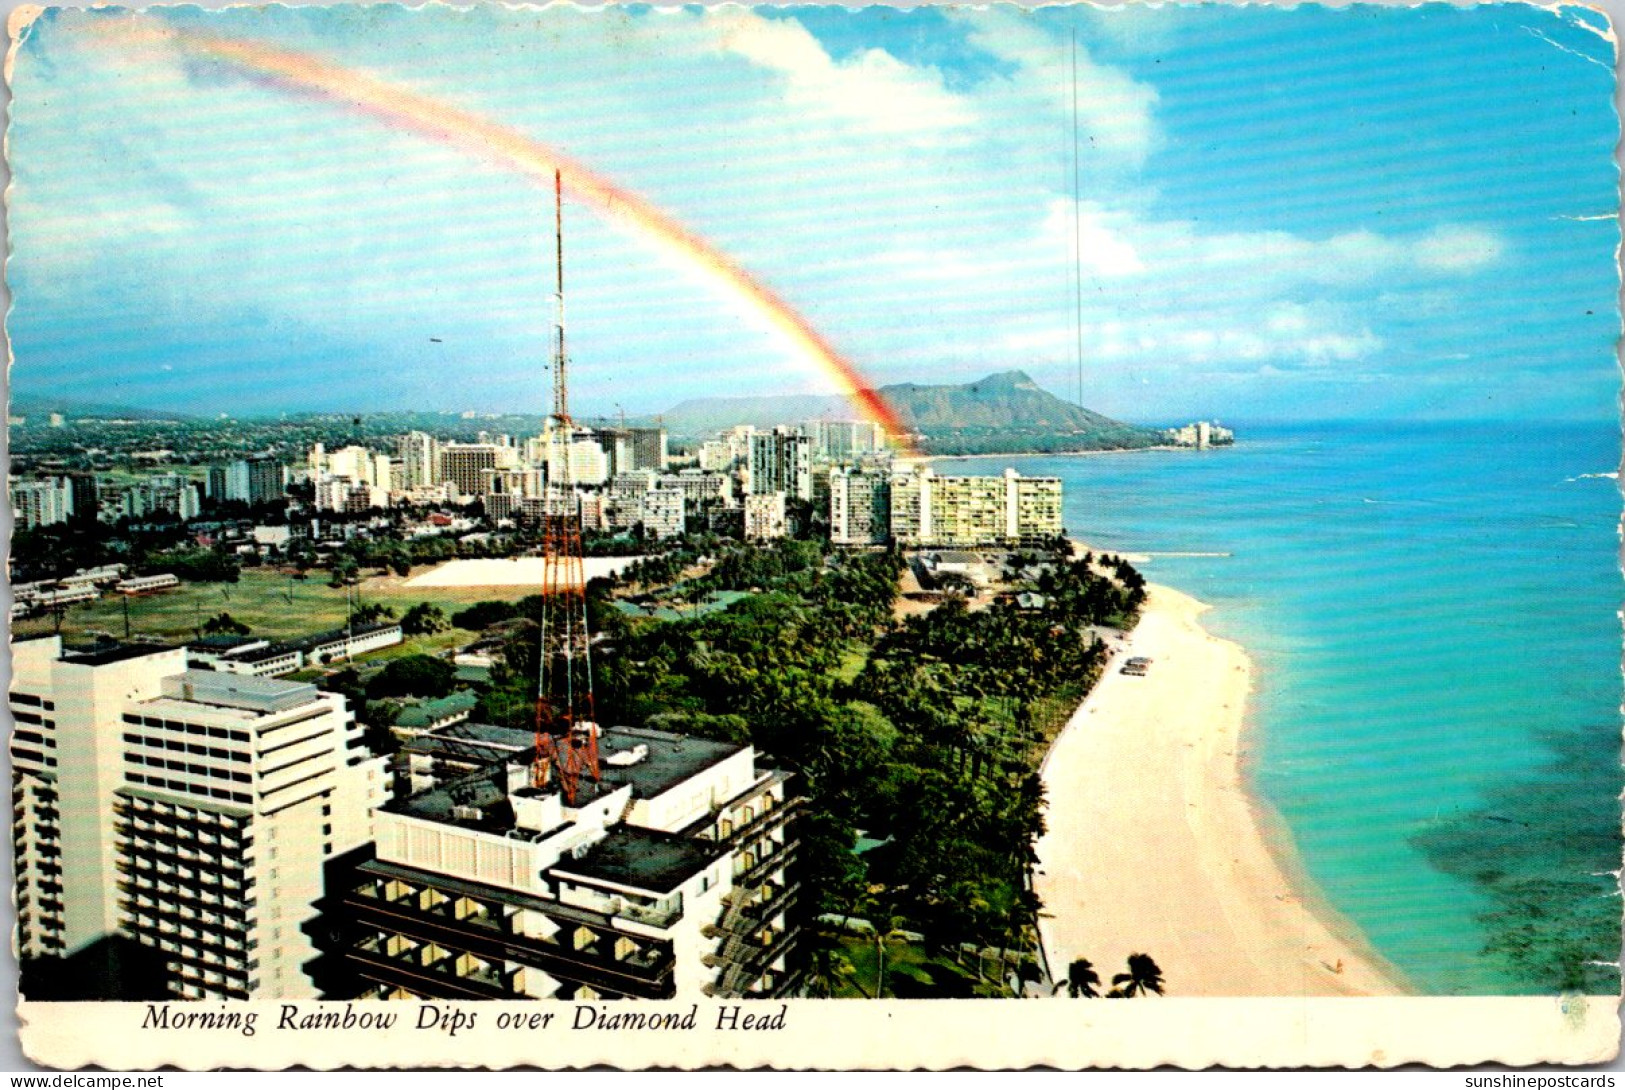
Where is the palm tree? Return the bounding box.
[1110,953,1165,998]
[872,911,912,999]
[1055,957,1100,998]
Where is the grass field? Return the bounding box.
[12,565,550,645]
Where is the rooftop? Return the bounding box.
[387,724,747,839]
[188,634,265,651]
[400,722,743,808]
[551,824,725,895]
[933,550,983,565]
[60,641,180,667]
[383,767,523,837]
[129,674,325,727]
[401,720,532,765]
[234,643,303,664]
[594,726,743,801]
[282,621,401,653]
[395,691,480,730]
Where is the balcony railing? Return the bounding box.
[721,797,802,849]
[561,888,681,930]
[344,896,677,1000]
[738,840,799,887]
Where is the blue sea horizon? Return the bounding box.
[941,419,1622,995]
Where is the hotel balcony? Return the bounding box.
[343,893,676,1000]
[720,796,801,849]
[349,936,525,1001]
[706,879,800,940]
[737,839,799,887]
[702,925,804,998]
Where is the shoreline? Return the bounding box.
[927,443,1229,462]
[1033,581,1410,997]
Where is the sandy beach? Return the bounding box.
[1034,583,1408,997]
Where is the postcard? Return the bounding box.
[5,0,1621,1071]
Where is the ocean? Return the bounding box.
[945,421,1622,996]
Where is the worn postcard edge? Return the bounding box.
[3,0,1622,1073]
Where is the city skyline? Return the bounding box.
[7,5,1617,424]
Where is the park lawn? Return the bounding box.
[11,565,549,644]
[15,571,354,642]
[11,562,565,649]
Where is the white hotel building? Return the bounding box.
[11,637,386,999]
[888,465,1064,547]
[331,724,802,1001]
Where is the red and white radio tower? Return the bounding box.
[532,169,600,804]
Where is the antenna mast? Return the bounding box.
[1070,29,1086,409]
[532,170,600,803]
[553,170,569,430]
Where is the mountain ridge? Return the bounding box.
[660,370,1164,455]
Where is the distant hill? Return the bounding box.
[9,394,196,422]
[661,370,1163,455]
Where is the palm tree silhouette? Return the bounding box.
[1110,953,1165,997]
[1055,957,1101,998]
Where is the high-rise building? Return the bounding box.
[888,466,1063,547]
[120,475,202,522]
[397,432,442,490]
[585,429,636,477]
[697,439,735,472]
[806,420,886,461]
[207,465,229,502]
[747,430,812,501]
[544,428,610,488]
[828,468,891,546]
[657,471,730,511]
[626,427,669,473]
[325,723,801,1001]
[10,477,76,530]
[246,458,286,505]
[10,638,386,999]
[65,474,99,522]
[606,470,657,531]
[210,459,287,505]
[439,443,517,501]
[317,445,390,488]
[482,466,547,522]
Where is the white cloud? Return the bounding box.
[1415,226,1505,272]
[950,7,1160,169]
[1039,199,1145,276]
[6,7,1521,419]
[711,11,975,138]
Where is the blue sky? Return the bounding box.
[6,3,1619,423]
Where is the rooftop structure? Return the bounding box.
[327,722,802,1001]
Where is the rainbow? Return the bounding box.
[90,18,912,447]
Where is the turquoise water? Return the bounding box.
[946,422,1622,995]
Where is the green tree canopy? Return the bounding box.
[401,602,448,635]
[366,654,458,700]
